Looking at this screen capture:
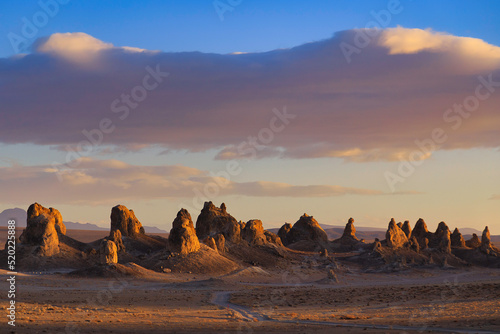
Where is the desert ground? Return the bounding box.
[2,203,500,333]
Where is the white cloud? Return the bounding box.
[34,32,147,63]
[380,27,500,72]
[36,33,113,54]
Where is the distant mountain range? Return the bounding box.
[0,208,168,234]
[0,208,27,226]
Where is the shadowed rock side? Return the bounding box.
[195,202,241,243]
[278,214,329,251]
[402,220,412,238]
[433,222,451,254]
[193,202,285,272]
[203,236,218,253]
[168,209,200,255]
[110,205,145,237]
[410,218,430,250]
[19,203,68,256]
[480,226,500,255]
[108,229,125,252]
[343,218,357,239]
[451,228,466,247]
[105,205,166,257]
[213,233,226,253]
[408,236,420,253]
[277,223,293,245]
[331,218,364,251]
[264,230,283,246]
[466,233,481,248]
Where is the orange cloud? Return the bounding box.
[0,159,416,205]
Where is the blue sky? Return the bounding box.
[1,0,500,57]
[0,0,499,232]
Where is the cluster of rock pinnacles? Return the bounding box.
[17,202,496,265]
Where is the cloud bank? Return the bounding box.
[0,158,412,205]
[1,28,500,162]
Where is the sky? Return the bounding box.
[0,0,499,233]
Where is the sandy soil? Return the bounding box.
[1,266,499,333]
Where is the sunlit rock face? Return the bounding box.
[386,218,408,249]
[242,220,267,246]
[169,209,200,255]
[100,240,118,265]
[19,203,67,256]
[481,226,492,251]
[110,205,145,237]
[279,214,329,248]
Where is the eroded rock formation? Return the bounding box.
[435,222,451,254]
[466,233,481,248]
[408,236,420,253]
[278,214,328,248]
[264,230,283,246]
[110,205,145,237]
[481,226,492,251]
[109,229,125,252]
[278,223,293,245]
[195,202,241,243]
[402,221,412,239]
[343,218,357,239]
[333,217,361,250]
[386,218,408,249]
[19,203,67,256]
[203,236,218,253]
[28,203,66,235]
[451,228,466,248]
[213,233,226,253]
[99,240,118,265]
[242,220,266,246]
[411,218,430,249]
[168,209,200,255]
